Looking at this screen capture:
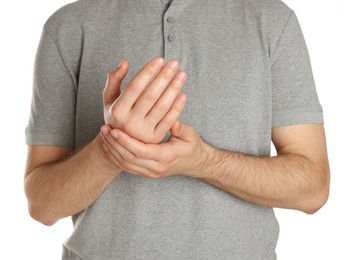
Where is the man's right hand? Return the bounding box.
[103,57,188,144]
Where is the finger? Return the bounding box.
[146,70,187,124]
[131,59,180,116]
[101,126,129,157]
[170,119,193,139]
[105,136,163,178]
[102,129,137,169]
[118,161,158,179]
[100,125,113,146]
[101,128,119,159]
[102,143,121,168]
[111,129,160,161]
[102,129,160,177]
[101,124,113,132]
[154,93,187,137]
[101,126,153,165]
[170,120,181,134]
[103,60,129,105]
[103,136,147,177]
[115,57,165,112]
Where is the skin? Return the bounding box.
[104,57,188,144]
[24,57,188,225]
[101,122,330,214]
[25,56,330,226]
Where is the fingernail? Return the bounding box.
[152,56,164,66]
[177,70,187,81]
[111,130,119,139]
[167,60,179,70]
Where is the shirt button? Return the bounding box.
[161,0,169,3]
[167,17,175,23]
[168,34,175,42]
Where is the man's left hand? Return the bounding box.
[100,121,211,179]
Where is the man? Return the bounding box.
[25,0,330,259]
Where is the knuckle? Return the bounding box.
[121,161,131,170]
[173,100,185,113]
[160,69,175,81]
[150,135,162,144]
[145,65,158,77]
[154,128,169,142]
[156,103,170,115]
[145,91,157,103]
[170,80,183,91]
[163,117,175,128]
[111,105,120,117]
[164,151,175,164]
[128,82,142,94]
[154,166,166,175]
[137,146,148,158]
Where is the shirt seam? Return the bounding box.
[42,26,78,91]
[270,10,294,67]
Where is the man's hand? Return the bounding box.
[100,122,329,214]
[103,57,188,144]
[100,120,210,178]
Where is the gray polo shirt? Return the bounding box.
[26,0,323,259]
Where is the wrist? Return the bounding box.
[188,142,215,179]
[93,134,121,177]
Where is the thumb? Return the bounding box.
[103,59,129,105]
[170,120,192,139]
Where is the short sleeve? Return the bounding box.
[25,28,76,147]
[271,11,323,128]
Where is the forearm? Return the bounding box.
[24,134,120,225]
[199,146,329,213]
[98,121,329,213]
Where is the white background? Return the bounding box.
[0,0,352,259]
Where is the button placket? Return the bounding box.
[165,14,176,43]
[162,3,179,60]
[167,16,175,23]
[167,34,175,42]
